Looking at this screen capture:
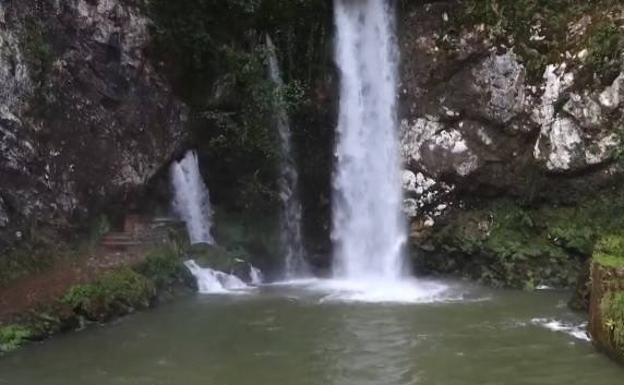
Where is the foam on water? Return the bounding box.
[267,278,468,304]
[531,318,590,341]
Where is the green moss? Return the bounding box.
[586,20,623,83]
[594,235,624,268]
[456,0,621,83]
[426,187,624,288]
[0,325,32,353]
[62,268,155,321]
[601,292,624,356]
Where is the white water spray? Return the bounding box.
[170,151,215,245]
[184,260,250,294]
[332,0,407,281]
[266,35,310,278]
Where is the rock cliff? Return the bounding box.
[0,0,187,263]
[397,1,624,288]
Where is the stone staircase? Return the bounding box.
[99,215,185,251]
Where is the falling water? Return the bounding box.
[184,260,249,294]
[170,150,215,245]
[266,35,310,278]
[331,0,408,281]
[249,264,264,285]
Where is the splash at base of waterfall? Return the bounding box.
[184,260,258,294]
[269,277,467,304]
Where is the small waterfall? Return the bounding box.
[266,35,310,278]
[171,152,263,293]
[170,151,215,245]
[249,264,264,285]
[331,0,407,281]
[184,260,249,294]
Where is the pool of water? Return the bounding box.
[0,281,621,385]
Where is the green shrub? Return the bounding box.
[135,246,185,288]
[62,268,155,321]
[0,325,32,353]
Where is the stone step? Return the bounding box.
[151,217,182,224]
[101,233,133,241]
[100,239,142,248]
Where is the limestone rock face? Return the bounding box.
[0,0,187,251]
[397,2,624,222]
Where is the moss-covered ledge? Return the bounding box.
[0,244,195,355]
[589,235,624,363]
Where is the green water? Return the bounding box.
[0,282,622,385]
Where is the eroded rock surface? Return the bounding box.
[0,0,187,252]
[398,1,624,222]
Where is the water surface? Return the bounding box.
[0,283,621,385]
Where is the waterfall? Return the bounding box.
[266,35,310,278]
[331,0,407,281]
[249,264,264,285]
[171,151,264,293]
[170,150,215,245]
[184,260,249,294]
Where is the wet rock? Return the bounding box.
[471,50,526,124]
[0,197,8,228]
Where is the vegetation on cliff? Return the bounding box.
[419,186,624,289]
[458,0,623,83]
[0,240,193,353]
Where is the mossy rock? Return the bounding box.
[600,291,624,360]
[589,239,624,363]
[422,200,582,289]
[420,186,624,290]
[454,0,623,85]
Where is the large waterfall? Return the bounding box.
[171,151,215,245]
[331,0,407,281]
[266,35,310,278]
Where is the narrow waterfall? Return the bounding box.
[266,35,310,278]
[331,0,407,281]
[170,150,215,245]
[171,151,261,292]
